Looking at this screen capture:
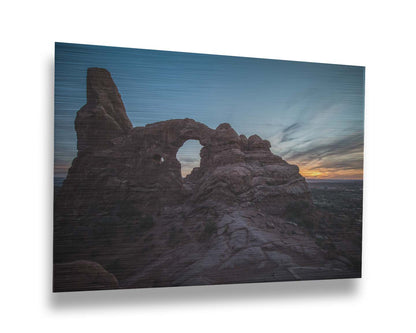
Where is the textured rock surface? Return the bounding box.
[58,115,310,217]
[54,68,361,291]
[75,68,132,152]
[53,260,119,292]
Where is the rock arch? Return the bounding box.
[57,68,310,216]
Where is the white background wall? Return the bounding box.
[1,1,415,332]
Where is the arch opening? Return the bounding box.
[176,140,203,178]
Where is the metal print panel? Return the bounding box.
[54,42,364,292]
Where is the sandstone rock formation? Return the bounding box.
[75,68,132,152]
[53,68,360,291]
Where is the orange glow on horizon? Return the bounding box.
[299,167,363,180]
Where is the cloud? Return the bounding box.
[280,122,301,143]
[285,131,364,163]
[309,157,363,171]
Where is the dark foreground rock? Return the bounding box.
[53,68,361,291]
[53,260,119,292]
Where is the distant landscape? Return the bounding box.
[309,180,362,224]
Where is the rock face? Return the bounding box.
[59,104,310,217]
[53,260,119,292]
[75,68,132,152]
[54,68,360,291]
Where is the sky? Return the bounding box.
[55,42,365,179]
